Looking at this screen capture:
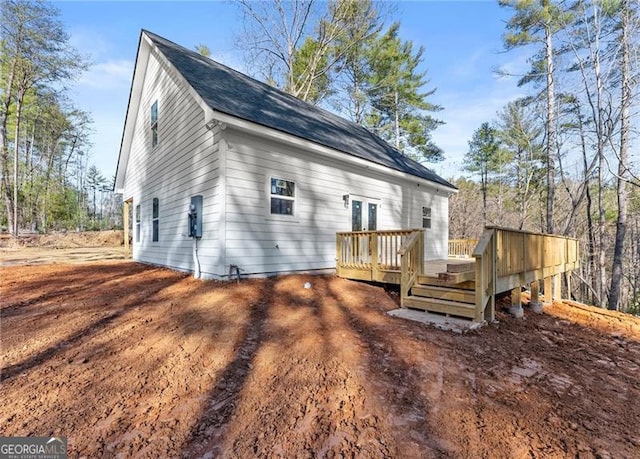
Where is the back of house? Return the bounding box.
[115,30,457,279]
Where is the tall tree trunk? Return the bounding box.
[608,0,630,311]
[544,6,556,234]
[588,1,607,308]
[0,61,17,236]
[394,90,400,149]
[482,169,488,225]
[577,107,598,306]
[12,88,25,235]
[597,144,607,308]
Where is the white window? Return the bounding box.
[270,178,295,215]
[151,100,158,147]
[422,206,431,229]
[152,198,159,242]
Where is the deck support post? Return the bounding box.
[543,276,553,306]
[508,286,524,318]
[529,280,543,313]
[123,199,131,258]
[552,274,561,301]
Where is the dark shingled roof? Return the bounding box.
[145,31,455,190]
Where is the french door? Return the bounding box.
[351,196,379,232]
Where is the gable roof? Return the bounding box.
[119,30,455,191]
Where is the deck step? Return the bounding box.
[416,275,476,290]
[437,270,475,284]
[446,261,476,273]
[403,296,476,319]
[412,284,475,304]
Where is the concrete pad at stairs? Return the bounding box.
[387,309,484,333]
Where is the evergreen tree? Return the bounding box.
[366,23,443,162]
[496,99,544,229]
[331,0,384,123]
[464,122,503,224]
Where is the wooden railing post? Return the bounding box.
[473,228,496,323]
[398,230,422,308]
[336,233,342,275]
[371,233,379,281]
[418,229,424,276]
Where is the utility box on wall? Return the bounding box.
[188,195,203,238]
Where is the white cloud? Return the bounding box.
[78,59,134,90]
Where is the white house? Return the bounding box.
[114,30,457,279]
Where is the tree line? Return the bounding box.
[0,0,120,235]
[457,0,640,313]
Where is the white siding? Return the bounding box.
[122,50,223,277]
[221,128,451,276]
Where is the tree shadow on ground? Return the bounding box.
[0,264,184,382]
[180,278,273,458]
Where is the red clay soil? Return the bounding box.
[1,262,639,458]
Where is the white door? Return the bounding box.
[351,196,379,231]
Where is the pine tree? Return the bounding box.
[366,23,442,162]
[464,123,503,224]
[499,0,572,234]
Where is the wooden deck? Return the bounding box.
[336,228,580,323]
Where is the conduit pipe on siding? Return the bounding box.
[193,237,201,279]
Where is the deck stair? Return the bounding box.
[403,262,477,319]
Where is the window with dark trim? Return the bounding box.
[270,178,295,215]
[151,100,158,147]
[152,198,159,242]
[422,206,431,229]
[135,204,141,242]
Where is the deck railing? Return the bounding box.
[473,231,496,322]
[473,227,580,321]
[336,229,423,284]
[448,239,478,258]
[399,230,424,307]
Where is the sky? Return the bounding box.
[56,0,530,181]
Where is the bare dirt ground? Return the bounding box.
[2,261,639,458]
[0,231,125,266]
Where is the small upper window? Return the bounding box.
[422,206,431,229]
[270,178,295,215]
[151,100,158,147]
[152,198,159,242]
